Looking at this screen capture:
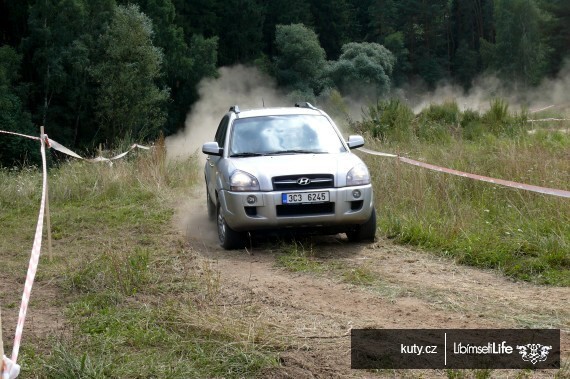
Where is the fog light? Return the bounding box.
[246,195,257,204]
[352,189,362,199]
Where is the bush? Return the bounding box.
[415,101,460,143]
[359,98,414,141]
[482,99,527,137]
[461,109,484,140]
[420,101,461,125]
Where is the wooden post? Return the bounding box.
[41,126,53,262]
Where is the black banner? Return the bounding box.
[351,329,560,369]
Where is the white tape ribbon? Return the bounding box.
[359,148,570,198]
[11,134,48,365]
[45,138,83,159]
[358,147,397,158]
[46,137,150,162]
[0,130,40,141]
[0,129,150,374]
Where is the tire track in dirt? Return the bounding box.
[177,187,569,378]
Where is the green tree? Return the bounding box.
[309,0,358,59]
[542,0,570,75]
[481,0,551,88]
[453,40,479,88]
[274,24,328,97]
[383,31,410,86]
[0,45,38,166]
[25,0,89,139]
[132,0,218,132]
[263,0,313,57]
[0,0,31,46]
[216,0,265,65]
[171,0,220,40]
[24,0,116,147]
[91,4,169,142]
[367,0,452,86]
[367,0,399,41]
[449,0,490,86]
[328,42,395,98]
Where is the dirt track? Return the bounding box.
[1,186,566,378]
[178,187,569,378]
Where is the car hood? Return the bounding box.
[227,152,366,190]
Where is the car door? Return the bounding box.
[206,115,229,204]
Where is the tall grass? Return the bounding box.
[358,98,414,141]
[355,99,569,285]
[0,142,279,377]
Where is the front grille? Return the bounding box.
[272,174,334,190]
[276,203,335,217]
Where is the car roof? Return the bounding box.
[231,106,324,119]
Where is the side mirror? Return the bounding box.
[346,135,365,149]
[202,142,223,156]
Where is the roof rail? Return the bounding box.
[294,102,318,110]
[229,105,240,114]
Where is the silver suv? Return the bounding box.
[202,103,376,249]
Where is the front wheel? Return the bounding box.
[217,203,245,250]
[346,208,377,242]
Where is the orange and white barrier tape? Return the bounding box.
[529,105,556,113]
[0,129,150,377]
[359,147,570,198]
[0,130,40,141]
[9,133,48,370]
[0,129,150,162]
[358,148,397,158]
[2,355,19,379]
[527,118,570,122]
[46,137,150,162]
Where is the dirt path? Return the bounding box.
[177,188,569,378]
[1,185,567,377]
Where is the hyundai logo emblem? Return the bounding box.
[297,177,311,185]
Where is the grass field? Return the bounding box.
[350,99,569,286]
[0,141,279,377]
[0,99,568,377]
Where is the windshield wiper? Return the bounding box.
[266,149,325,155]
[229,152,266,157]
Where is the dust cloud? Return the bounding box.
[166,65,287,246]
[167,62,570,246]
[401,59,570,115]
[165,65,286,161]
[174,191,220,248]
[166,61,570,162]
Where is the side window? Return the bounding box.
[214,116,229,148]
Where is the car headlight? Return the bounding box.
[346,164,370,186]
[230,170,260,191]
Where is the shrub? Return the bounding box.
[359,98,414,141]
[482,98,527,137]
[415,101,460,143]
[461,109,484,140]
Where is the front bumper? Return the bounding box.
[218,185,374,232]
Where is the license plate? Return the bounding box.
[282,191,329,204]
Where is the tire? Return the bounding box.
[217,203,245,250]
[206,188,215,221]
[346,208,377,242]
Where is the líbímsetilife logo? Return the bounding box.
[516,343,552,365]
[351,329,560,369]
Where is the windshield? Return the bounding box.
[229,115,346,156]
